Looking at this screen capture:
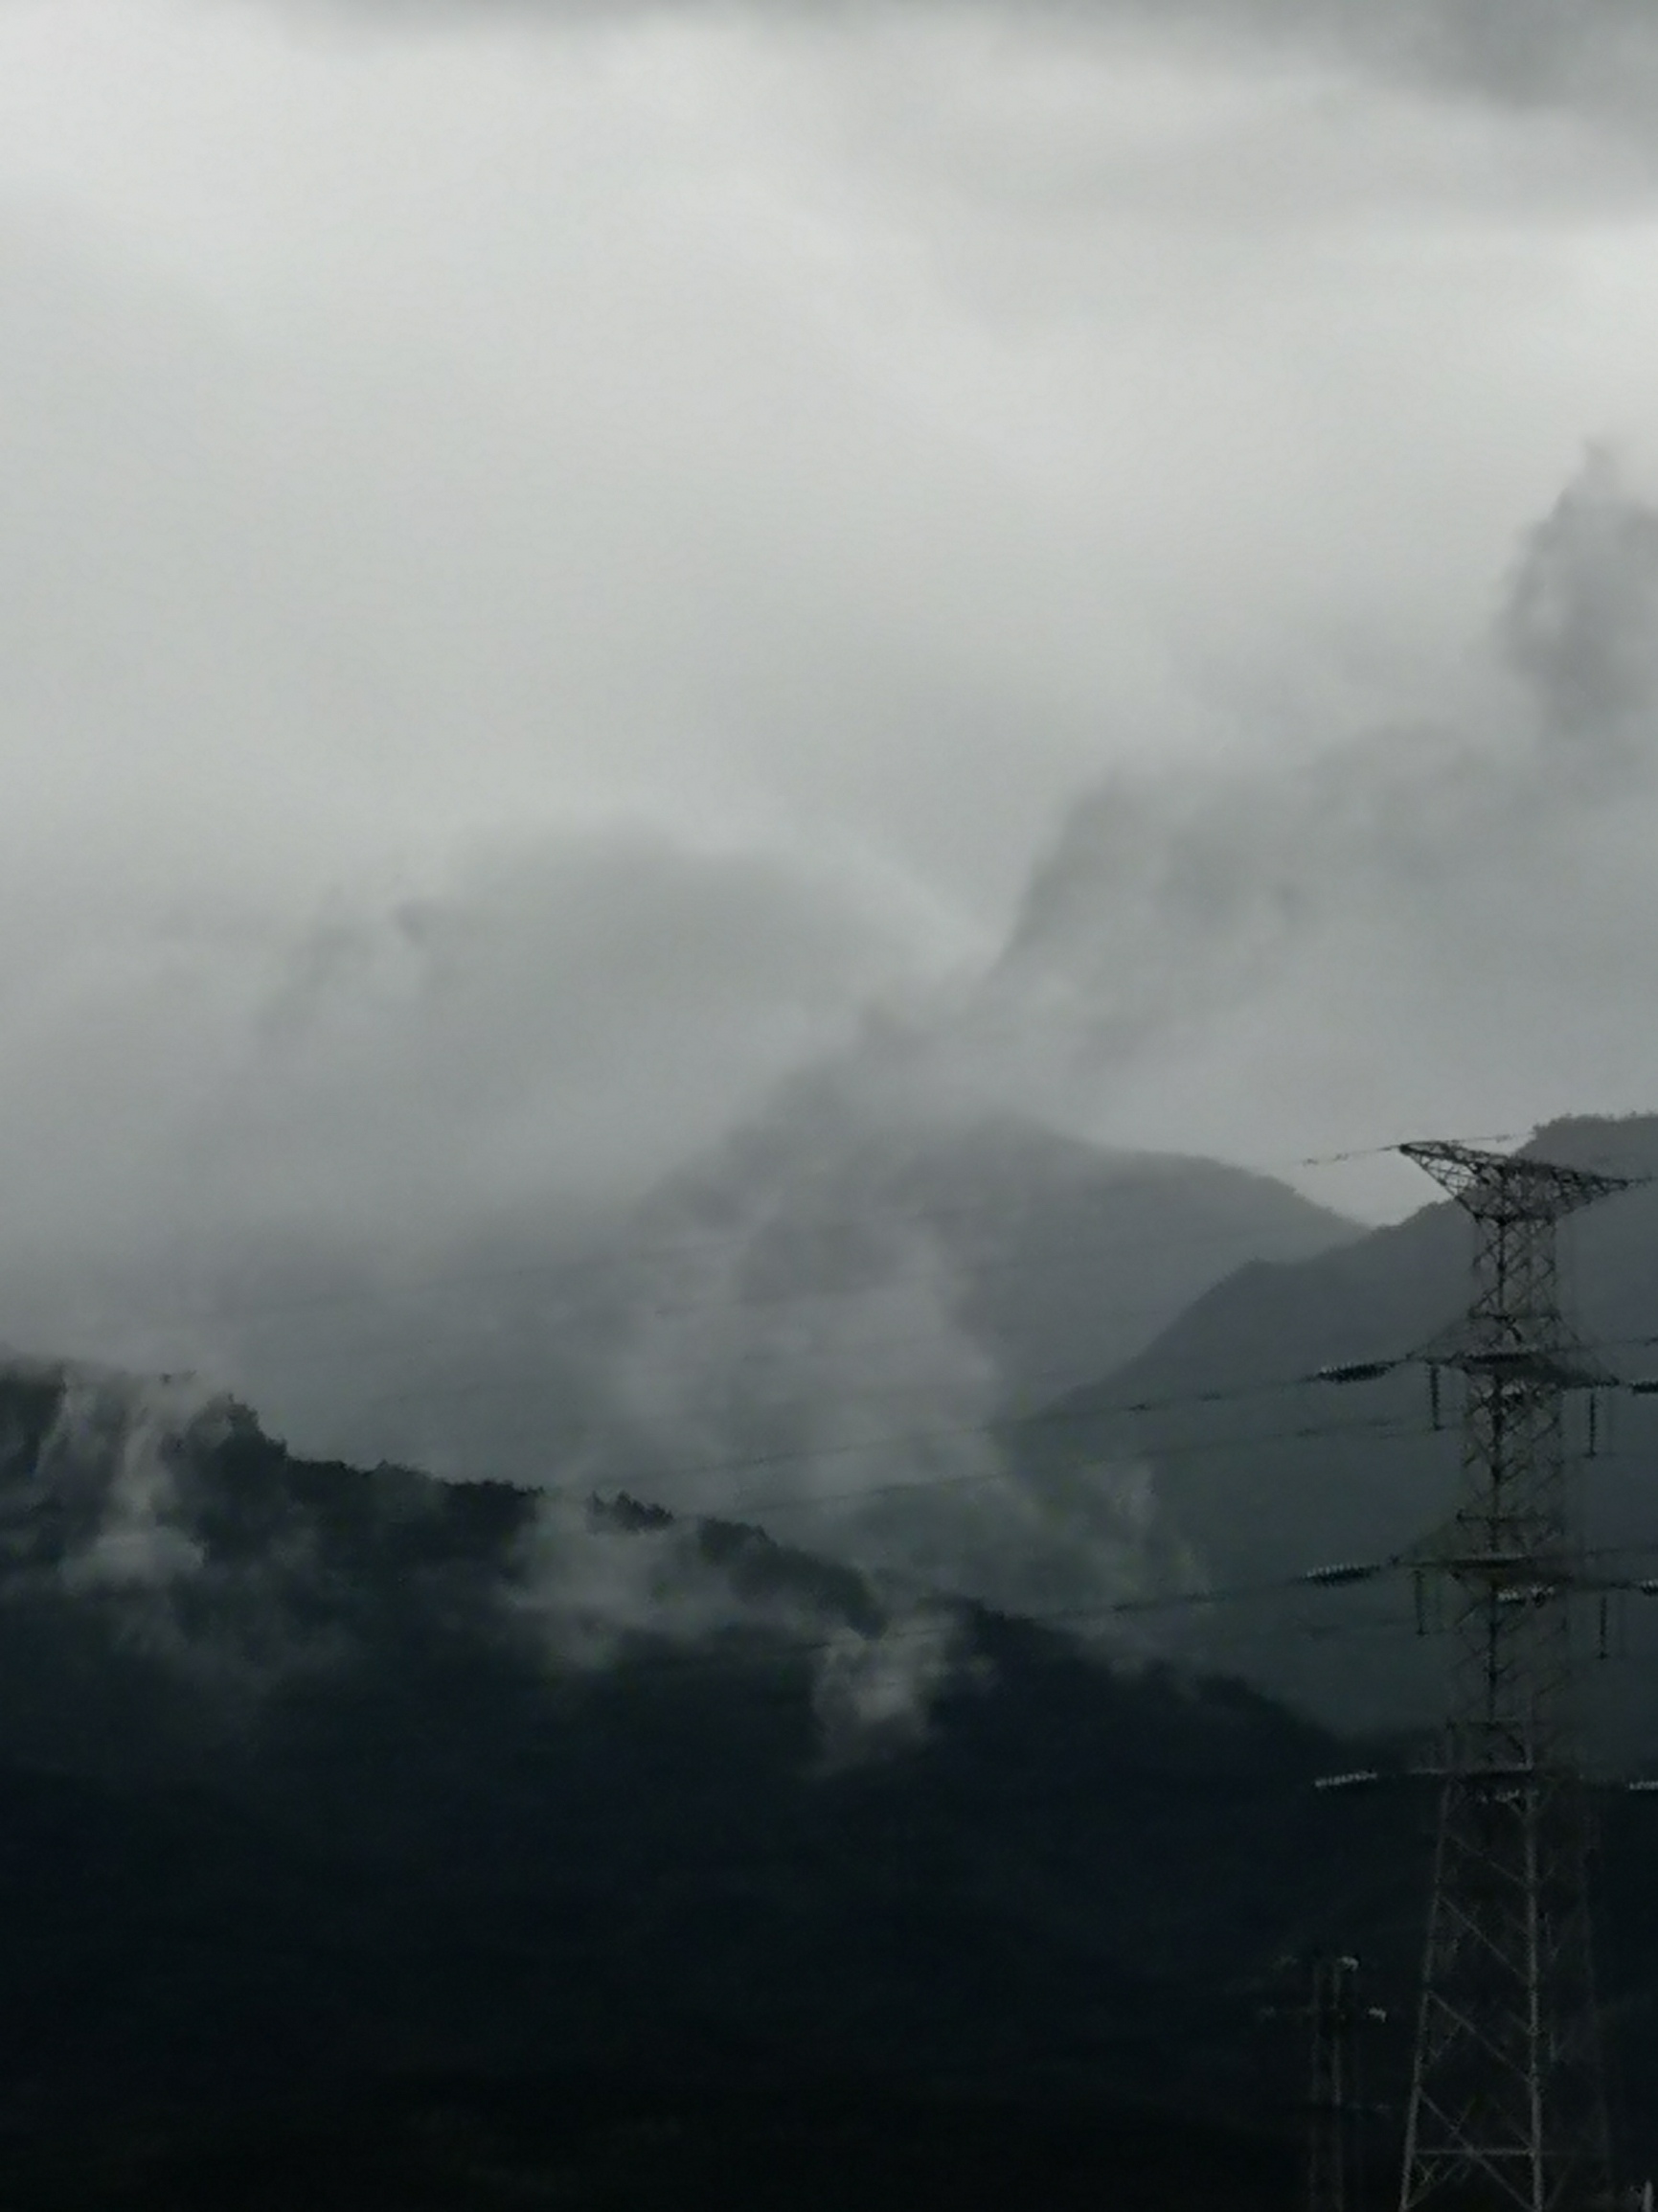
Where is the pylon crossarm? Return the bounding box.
[1399,1140,1644,1220]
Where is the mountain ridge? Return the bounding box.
[1016,1113,1658,1744]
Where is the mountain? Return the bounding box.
[91,1096,1357,1502]
[0,1102,1651,2201]
[0,1353,1433,2203]
[1012,1114,1658,1749]
[617,1101,1365,1414]
[121,1099,1358,1656]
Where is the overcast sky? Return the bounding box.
[2,0,1658,1306]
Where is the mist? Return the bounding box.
[4,16,1658,2198]
[0,451,1637,1643]
[0,2,1651,1629]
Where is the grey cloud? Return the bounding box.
[988,724,1473,1076]
[507,1494,984,1756]
[0,826,907,1291]
[0,818,933,1547]
[48,1372,213,1595]
[1,399,1654,1674]
[0,1354,978,1758]
[965,448,1658,1160]
[279,0,1658,121]
[1083,0,1658,116]
[216,832,906,1230]
[1498,445,1658,740]
[330,1047,1226,1643]
[0,1362,350,1695]
[12,0,1658,1689]
[29,452,1658,1621]
[809,1605,978,1767]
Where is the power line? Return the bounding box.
[351,1357,1305,1435]
[119,1338,1658,1562]
[552,1411,1429,1524]
[114,1220,1363,1412]
[238,1509,1658,1745]
[305,1313,1658,1503]
[500,1577,1428,1701]
[41,1121,1556,1348]
[68,1203,1364,1345]
[1289,1132,1529,1170]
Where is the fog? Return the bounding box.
[0,3,1652,1563]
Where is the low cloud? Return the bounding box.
[48,1371,216,1595]
[0,825,915,1299]
[1498,445,1658,741]
[204,831,914,1239]
[952,446,1658,1159]
[0,1356,988,1758]
[810,1604,977,1767]
[506,1493,987,1757]
[0,1363,345,1699]
[0,451,1654,1680]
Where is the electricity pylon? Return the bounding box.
[1264,1951,1384,2212]
[1310,1951,1358,2212]
[1395,1140,1637,2212]
[1308,1952,1385,2212]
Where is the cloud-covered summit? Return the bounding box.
[3,450,1655,1527]
[2,5,1658,1553]
[964,447,1658,1170]
[1499,445,1658,741]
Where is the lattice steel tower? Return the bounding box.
[1306,1952,1380,2212]
[1397,1140,1636,2212]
